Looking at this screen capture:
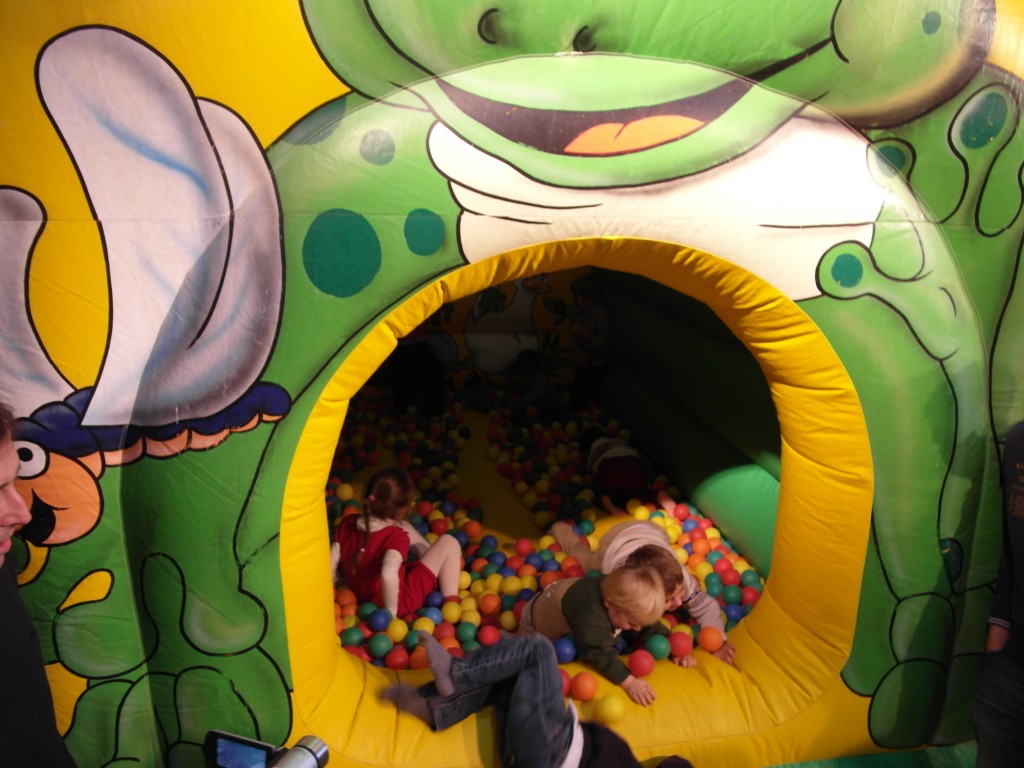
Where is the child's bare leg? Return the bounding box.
[420,534,461,598]
[549,521,599,571]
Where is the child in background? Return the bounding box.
[331,468,461,618]
[550,518,736,665]
[579,426,653,517]
[380,632,694,768]
[518,565,670,706]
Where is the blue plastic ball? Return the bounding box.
[553,636,577,663]
[480,534,499,550]
[424,591,445,609]
[419,606,444,626]
[368,608,393,632]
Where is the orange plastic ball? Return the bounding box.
[570,670,599,702]
[698,626,725,653]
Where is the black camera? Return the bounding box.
[203,731,329,768]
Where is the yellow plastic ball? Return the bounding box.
[442,602,463,625]
[500,576,523,596]
[484,573,504,593]
[694,561,715,581]
[386,619,409,644]
[337,483,354,501]
[593,692,627,725]
[460,596,478,613]
[521,491,538,509]
[412,617,436,635]
[513,481,529,497]
[520,575,539,591]
[461,609,481,627]
[672,624,694,639]
[499,610,519,632]
[538,534,556,550]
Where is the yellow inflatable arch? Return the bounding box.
[284,239,873,766]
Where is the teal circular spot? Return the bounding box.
[831,252,864,288]
[959,92,1008,149]
[876,144,907,176]
[281,98,348,145]
[303,209,381,298]
[404,209,446,256]
[360,129,396,165]
[922,11,941,35]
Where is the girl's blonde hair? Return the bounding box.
[601,565,665,627]
[623,545,684,597]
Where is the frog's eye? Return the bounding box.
[572,26,597,53]
[478,8,500,45]
[15,440,48,480]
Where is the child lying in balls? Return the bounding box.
[517,565,679,706]
[550,518,737,665]
[381,631,695,768]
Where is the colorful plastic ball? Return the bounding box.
[553,636,577,664]
[480,534,499,550]
[357,602,379,621]
[425,590,445,609]
[741,570,763,587]
[384,645,410,670]
[367,608,393,632]
[698,626,725,653]
[593,692,627,725]
[559,668,572,698]
[411,616,436,635]
[455,621,478,644]
[724,604,747,624]
[628,649,656,678]
[515,537,535,557]
[645,634,672,661]
[570,670,599,701]
[419,606,444,626]
[720,568,742,587]
[434,621,457,640]
[477,625,501,646]
[722,585,744,605]
[478,592,502,616]
[741,586,762,607]
[669,631,694,658]
[386,619,409,644]
[367,633,394,659]
[340,627,364,647]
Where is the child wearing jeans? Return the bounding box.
[550,518,736,665]
[332,467,461,617]
[381,631,694,768]
[518,566,669,706]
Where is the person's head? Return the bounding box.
[624,545,686,611]
[0,403,31,569]
[362,468,416,522]
[601,565,665,631]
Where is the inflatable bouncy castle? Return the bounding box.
[2,1,1024,765]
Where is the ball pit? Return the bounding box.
[327,393,765,694]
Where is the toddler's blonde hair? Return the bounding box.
[601,565,665,627]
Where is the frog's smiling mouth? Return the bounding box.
[437,77,753,156]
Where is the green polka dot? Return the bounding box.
[831,252,864,288]
[959,92,1008,149]
[404,209,446,256]
[876,144,907,176]
[303,210,381,298]
[360,129,396,165]
[922,11,941,35]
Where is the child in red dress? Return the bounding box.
[332,468,461,617]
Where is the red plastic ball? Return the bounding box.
[477,625,501,646]
[515,537,535,557]
[669,632,694,658]
[560,668,572,697]
[384,645,410,670]
[627,649,656,678]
